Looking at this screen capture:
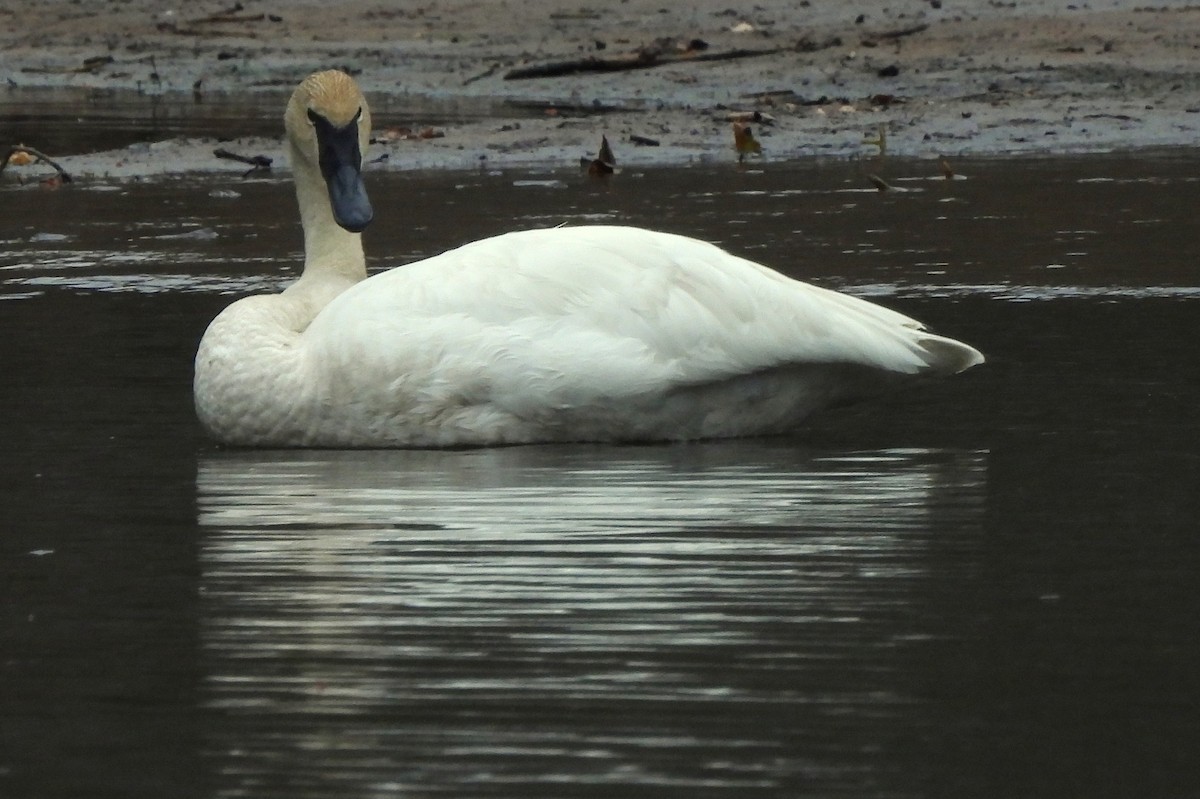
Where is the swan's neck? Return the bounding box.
[288,141,368,307]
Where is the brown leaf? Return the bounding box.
[733,122,762,161]
[586,158,615,177]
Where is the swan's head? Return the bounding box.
[285,70,374,233]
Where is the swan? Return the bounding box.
[194,70,983,448]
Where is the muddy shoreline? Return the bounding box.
[2,0,1199,179]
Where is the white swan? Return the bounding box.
[194,70,983,448]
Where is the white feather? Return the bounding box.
[194,72,983,448]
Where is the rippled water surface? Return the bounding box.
[2,154,1198,798]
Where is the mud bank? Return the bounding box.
[2,0,1199,179]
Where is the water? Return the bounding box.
[2,154,1199,798]
[0,88,514,156]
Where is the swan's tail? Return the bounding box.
[916,332,985,376]
[795,279,984,378]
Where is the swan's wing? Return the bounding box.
[307,226,981,405]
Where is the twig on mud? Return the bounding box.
[20,55,114,75]
[860,23,929,47]
[505,44,783,80]
[190,11,265,24]
[214,148,273,178]
[740,89,852,107]
[463,63,501,86]
[0,145,74,183]
[867,23,929,42]
[158,2,279,35]
[187,2,267,25]
[503,99,635,115]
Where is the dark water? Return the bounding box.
[0,87,510,156]
[0,87,283,156]
[2,154,1199,798]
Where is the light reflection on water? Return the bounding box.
[4,154,1200,798]
[197,445,987,797]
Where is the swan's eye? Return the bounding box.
[306,108,321,126]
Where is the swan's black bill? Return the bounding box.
[326,164,373,233]
[310,108,374,233]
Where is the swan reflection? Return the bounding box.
[196,443,986,797]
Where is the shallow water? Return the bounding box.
[2,154,1198,798]
[0,87,514,156]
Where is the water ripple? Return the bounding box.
[197,444,987,797]
[845,281,1200,301]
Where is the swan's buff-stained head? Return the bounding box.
[285,70,374,233]
[285,70,371,155]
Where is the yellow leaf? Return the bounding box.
[733,122,762,162]
[863,125,887,156]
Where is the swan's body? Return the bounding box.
[194,71,983,448]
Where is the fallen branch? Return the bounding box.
[740,89,852,107]
[158,3,279,36]
[503,99,635,115]
[189,11,265,24]
[505,45,783,80]
[157,23,262,37]
[870,23,929,41]
[463,63,501,86]
[187,2,260,24]
[20,55,113,75]
[214,148,272,177]
[549,9,601,20]
[0,145,74,183]
[861,23,929,47]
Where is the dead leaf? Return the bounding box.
[581,134,616,177]
[733,122,762,161]
[866,173,893,192]
[374,126,413,143]
[597,134,615,166]
[863,125,887,156]
[372,126,445,143]
[2,144,73,183]
[585,158,615,177]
